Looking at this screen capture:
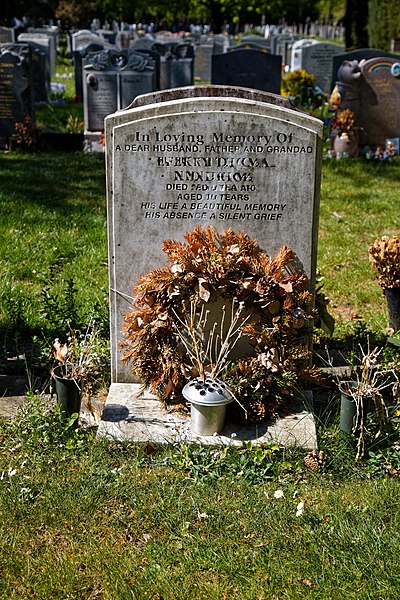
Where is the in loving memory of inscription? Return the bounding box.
[114,128,314,223]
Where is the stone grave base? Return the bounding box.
[97,383,317,449]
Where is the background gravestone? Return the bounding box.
[331,48,400,92]
[290,39,317,71]
[0,44,34,149]
[72,30,105,52]
[27,27,58,73]
[0,27,14,43]
[83,48,156,132]
[18,32,56,76]
[299,41,345,93]
[240,35,271,51]
[211,50,282,94]
[29,45,50,102]
[105,86,323,382]
[73,42,105,99]
[194,43,213,81]
[357,57,400,146]
[153,41,194,89]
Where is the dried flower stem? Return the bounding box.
[172,298,249,381]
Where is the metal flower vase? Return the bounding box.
[52,363,82,427]
[182,376,234,436]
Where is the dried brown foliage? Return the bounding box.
[121,226,318,420]
[369,235,400,289]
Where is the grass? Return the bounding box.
[319,157,400,333]
[0,402,399,600]
[0,152,107,336]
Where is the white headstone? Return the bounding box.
[105,87,323,382]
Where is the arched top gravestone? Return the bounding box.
[105,85,323,382]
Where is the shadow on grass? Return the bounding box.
[0,152,106,216]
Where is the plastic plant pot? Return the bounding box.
[52,363,82,427]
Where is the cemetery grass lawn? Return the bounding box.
[0,426,400,600]
[319,157,400,333]
[0,151,107,338]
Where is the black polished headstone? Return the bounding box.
[0,43,34,148]
[211,49,282,94]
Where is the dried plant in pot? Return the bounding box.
[369,236,400,331]
[337,344,397,459]
[175,299,248,435]
[120,226,321,427]
[51,321,104,426]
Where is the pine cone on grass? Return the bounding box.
[304,450,325,471]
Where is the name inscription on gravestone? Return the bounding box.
[106,88,323,382]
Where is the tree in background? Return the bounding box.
[368,0,400,51]
[316,0,345,21]
[55,0,97,29]
[1,0,323,31]
[343,0,368,49]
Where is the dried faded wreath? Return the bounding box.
[369,236,400,289]
[120,226,321,423]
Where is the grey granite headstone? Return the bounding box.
[83,48,156,132]
[105,86,323,383]
[212,50,282,94]
[156,42,194,89]
[240,34,271,50]
[0,44,34,148]
[18,32,56,76]
[194,44,213,81]
[275,34,301,65]
[27,27,58,74]
[73,42,105,99]
[300,41,345,93]
[72,29,105,52]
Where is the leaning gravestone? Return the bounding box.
[105,86,323,383]
[0,43,34,149]
[211,49,282,94]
